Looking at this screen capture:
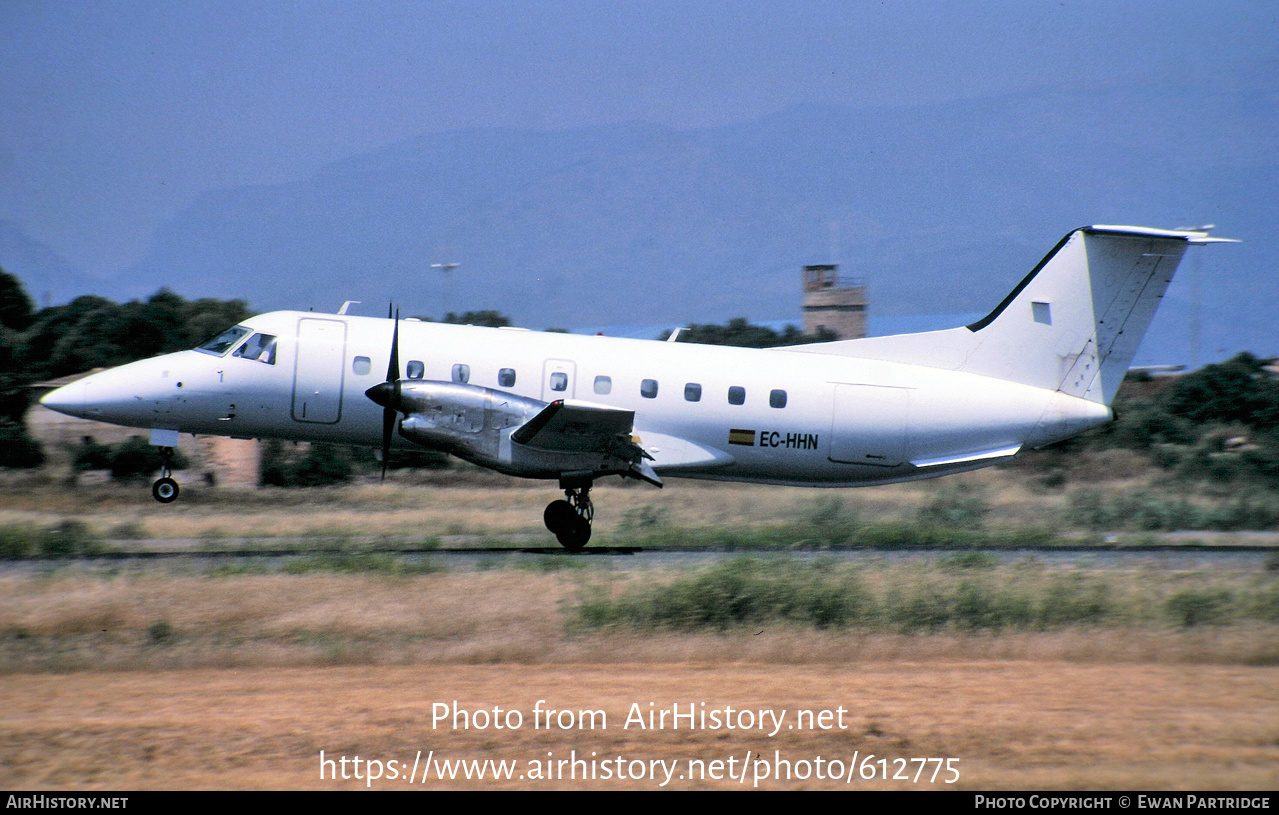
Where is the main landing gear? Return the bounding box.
[544,478,593,551]
[151,446,180,504]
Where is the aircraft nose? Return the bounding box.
[37,353,195,426]
[40,379,89,418]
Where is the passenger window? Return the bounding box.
[407,360,425,380]
[641,379,659,399]
[351,356,371,375]
[232,332,278,365]
[452,364,470,384]
[770,389,788,409]
[684,383,702,402]
[498,368,517,388]
[550,372,568,392]
[728,386,746,405]
[594,375,612,395]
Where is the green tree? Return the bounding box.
[0,268,34,331]
[180,297,253,348]
[0,274,254,470]
[1165,353,1279,428]
[0,421,44,468]
[18,289,253,380]
[72,436,115,471]
[68,435,186,479]
[0,327,29,422]
[19,295,117,378]
[441,310,511,328]
[139,289,188,353]
[661,318,837,348]
[259,441,354,487]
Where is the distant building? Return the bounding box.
[802,264,866,340]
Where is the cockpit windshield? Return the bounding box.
[233,333,277,365]
[196,326,251,356]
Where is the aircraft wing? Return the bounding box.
[510,400,662,487]
[510,399,662,485]
[512,399,638,452]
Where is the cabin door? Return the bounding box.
[291,318,347,423]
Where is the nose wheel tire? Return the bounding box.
[151,446,180,503]
[152,477,180,503]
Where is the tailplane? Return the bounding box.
[797,225,1237,405]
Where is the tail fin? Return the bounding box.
[799,225,1236,405]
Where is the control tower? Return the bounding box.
[802,264,866,339]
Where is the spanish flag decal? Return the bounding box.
[728,428,756,446]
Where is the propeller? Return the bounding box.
[365,306,401,481]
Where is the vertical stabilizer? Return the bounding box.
[966,227,1183,403]
[796,225,1236,405]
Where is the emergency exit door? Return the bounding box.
[541,359,577,401]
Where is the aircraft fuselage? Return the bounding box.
[42,309,1110,487]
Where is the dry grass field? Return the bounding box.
[0,466,1063,541]
[3,563,1279,790]
[4,566,1279,671]
[4,662,1278,790]
[3,469,1279,790]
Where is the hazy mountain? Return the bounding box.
[109,84,1278,363]
[0,221,104,309]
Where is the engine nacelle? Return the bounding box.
[390,380,537,468]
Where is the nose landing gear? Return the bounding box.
[151,447,180,504]
[544,479,593,551]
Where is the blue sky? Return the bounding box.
[2,1,1275,284]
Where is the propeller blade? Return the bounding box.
[386,307,400,383]
[381,307,401,481]
[382,403,396,481]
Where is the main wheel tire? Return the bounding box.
[152,477,180,504]
[555,514,592,551]
[543,499,576,533]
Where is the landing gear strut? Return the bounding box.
[151,447,180,504]
[544,478,593,551]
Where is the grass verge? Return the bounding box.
[3,556,1279,672]
[573,556,1279,634]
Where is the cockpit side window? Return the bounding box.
[232,333,278,365]
[196,326,251,356]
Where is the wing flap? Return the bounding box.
[511,400,639,454]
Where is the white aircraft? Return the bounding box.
[40,225,1235,549]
